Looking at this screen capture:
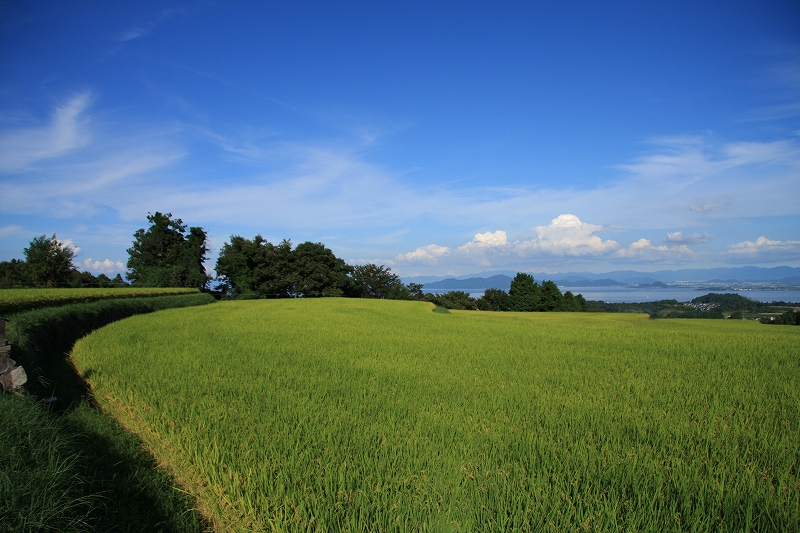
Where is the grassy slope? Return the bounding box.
[71,299,800,532]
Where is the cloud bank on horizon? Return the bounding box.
[0,2,798,277]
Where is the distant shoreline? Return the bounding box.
[423,287,800,304]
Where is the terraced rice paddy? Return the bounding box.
[0,287,198,315]
[70,299,800,532]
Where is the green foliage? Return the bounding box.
[478,287,513,311]
[71,300,800,531]
[691,292,761,312]
[24,234,76,288]
[509,272,540,311]
[406,282,424,299]
[127,212,210,289]
[0,287,197,316]
[350,263,404,299]
[561,290,588,311]
[481,274,578,312]
[539,279,563,311]
[589,293,787,320]
[216,237,355,298]
[768,309,800,325]
[215,235,294,297]
[662,308,725,319]
[0,258,32,288]
[291,241,353,297]
[587,299,682,316]
[0,395,96,532]
[425,290,478,310]
[0,259,129,290]
[0,394,210,533]
[6,293,215,355]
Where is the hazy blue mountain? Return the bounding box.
[403,266,800,286]
[423,275,513,290]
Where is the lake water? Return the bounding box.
[423,287,800,304]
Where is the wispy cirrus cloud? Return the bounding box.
[613,239,693,261]
[116,9,183,42]
[0,225,23,238]
[664,231,711,244]
[0,93,92,172]
[2,91,798,274]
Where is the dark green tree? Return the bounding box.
[478,288,513,311]
[215,235,294,297]
[127,212,210,289]
[539,280,564,311]
[426,291,477,310]
[69,269,98,288]
[350,264,404,299]
[774,309,800,325]
[561,290,579,311]
[291,241,353,297]
[24,234,76,287]
[407,283,425,300]
[509,273,540,312]
[0,259,32,288]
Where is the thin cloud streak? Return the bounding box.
[0,93,92,172]
[1,95,798,273]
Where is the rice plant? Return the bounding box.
[71,299,800,532]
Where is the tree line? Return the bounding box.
[1,212,588,312]
[425,274,587,312]
[0,235,127,288]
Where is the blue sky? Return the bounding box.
[1,1,799,278]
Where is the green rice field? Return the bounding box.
[0,287,199,316]
[70,299,800,532]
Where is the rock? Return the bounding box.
[0,365,27,390]
[0,357,16,374]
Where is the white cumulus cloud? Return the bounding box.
[394,244,451,264]
[83,258,125,274]
[458,230,508,250]
[728,237,800,262]
[516,214,620,256]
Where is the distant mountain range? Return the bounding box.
[406,266,800,290]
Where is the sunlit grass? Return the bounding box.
[0,287,199,316]
[72,299,800,532]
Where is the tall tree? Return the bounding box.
[350,264,404,299]
[24,234,75,287]
[539,280,564,311]
[291,241,353,297]
[215,236,294,297]
[509,273,540,312]
[127,212,210,289]
[562,290,579,312]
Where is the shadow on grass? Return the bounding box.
[62,401,211,533]
[7,344,212,532]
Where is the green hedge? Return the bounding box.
[0,287,199,317]
[6,292,216,356]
